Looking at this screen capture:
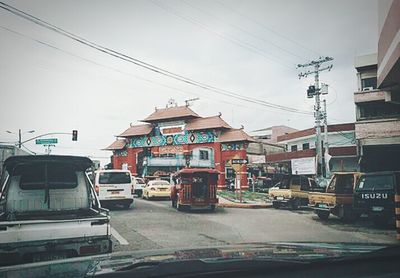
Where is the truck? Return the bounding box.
[268,174,323,209]
[353,171,400,226]
[308,172,362,221]
[0,155,112,266]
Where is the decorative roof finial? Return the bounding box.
[218,112,222,117]
[240,125,244,130]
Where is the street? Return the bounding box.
[109,198,397,253]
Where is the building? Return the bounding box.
[353,0,400,171]
[104,103,255,189]
[266,123,358,175]
[250,125,298,143]
[0,145,30,173]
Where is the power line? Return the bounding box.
[150,0,295,69]
[0,25,281,115]
[215,0,322,58]
[0,1,312,115]
[181,0,307,62]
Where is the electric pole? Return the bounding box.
[323,99,330,178]
[298,56,333,178]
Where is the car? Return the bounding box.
[94,169,134,209]
[131,176,146,197]
[142,180,171,200]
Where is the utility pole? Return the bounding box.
[18,129,21,148]
[298,56,333,178]
[323,99,330,178]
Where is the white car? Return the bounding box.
[94,169,134,209]
[132,177,146,197]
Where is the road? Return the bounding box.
[109,198,397,253]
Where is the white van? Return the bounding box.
[94,169,134,209]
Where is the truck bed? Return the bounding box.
[309,192,353,207]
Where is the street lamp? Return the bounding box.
[5,129,35,148]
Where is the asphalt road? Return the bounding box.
[109,198,397,253]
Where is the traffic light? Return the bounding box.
[307,85,316,98]
[72,130,78,141]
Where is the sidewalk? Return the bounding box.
[217,195,272,209]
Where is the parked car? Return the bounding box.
[254,177,274,193]
[269,174,324,209]
[0,155,112,266]
[309,172,362,221]
[353,171,400,226]
[143,180,171,200]
[132,176,146,197]
[94,169,134,209]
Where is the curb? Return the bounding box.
[217,203,272,209]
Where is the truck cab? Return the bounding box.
[309,172,361,221]
[268,174,322,209]
[353,171,399,226]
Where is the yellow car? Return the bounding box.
[142,180,171,199]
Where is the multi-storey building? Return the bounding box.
[104,104,254,189]
[266,123,358,175]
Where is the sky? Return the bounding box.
[0,0,378,166]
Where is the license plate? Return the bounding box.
[111,191,120,195]
[33,252,67,262]
[318,203,328,208]
[276,196,284,200]
[372,206,384,212]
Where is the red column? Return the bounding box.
[213,142,225,190]
[127,148,137,175]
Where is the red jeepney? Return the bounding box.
[171,168,219,212]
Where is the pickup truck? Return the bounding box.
[308,172,361,221]
[0,155,112,266]
[268,174,324,209]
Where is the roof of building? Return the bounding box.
[119,124,153,137]
[186,115,232,131]
[218,129,256,143]
[277,123,355,142]
[143,106,200,122]
[251,125,297,133]
[103,139,127,150]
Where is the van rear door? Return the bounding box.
[97,171,132,201]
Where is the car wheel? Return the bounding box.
[172,199,177,208]
[210,204,216,212]
[291,198,301,210]
[272,202,280,209]
[123,202,131,209]
[316,210,330,220]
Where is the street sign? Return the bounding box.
[231,159,248,165]
[35,138,58,145]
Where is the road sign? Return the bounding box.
[35,138,58,145]
[231,159,248,165]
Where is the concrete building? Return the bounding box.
[104,103,254,189]
[266,123,358,175]
[353,0,400,172]
[250,125,298,143]
[0,145,30,173]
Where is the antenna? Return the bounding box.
[185,97,200,107]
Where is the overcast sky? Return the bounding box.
[0,0,378,165]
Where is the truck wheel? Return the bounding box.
[123,201,131,209]
[210,204,216,212]
[316,210,330,220]
[172,199,177,208]
[291,199,301,210]
[272,202,280,209]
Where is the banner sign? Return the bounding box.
[291,157,316,175]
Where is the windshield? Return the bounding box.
[356,175,394,191]
[99,172,131,184]
[1,0,399,274]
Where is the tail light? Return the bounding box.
[95,185,99,195]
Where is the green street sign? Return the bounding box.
[35,138,58,145]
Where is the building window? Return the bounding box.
[290,145,298,152]
[358,102,400,120]
[199,150,209,160]
[302,143,310,150]
[361,77,377,91]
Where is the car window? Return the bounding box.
[356,175,394,191]
[99,172,131,184]
[17,163,78,190]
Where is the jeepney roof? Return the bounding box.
[177,168,220,175]
[4,155,93,172]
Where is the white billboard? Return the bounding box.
[291,157,316,175]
